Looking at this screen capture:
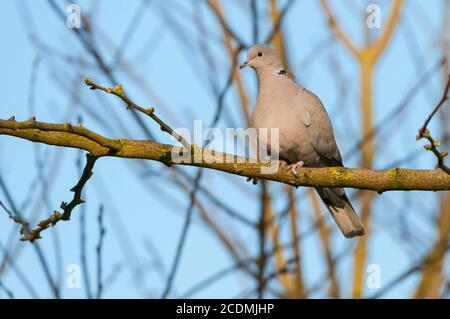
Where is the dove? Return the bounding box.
[240,44,364,238]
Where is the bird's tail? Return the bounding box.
[315,187,365,238]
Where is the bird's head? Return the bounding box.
[239,44,283,73]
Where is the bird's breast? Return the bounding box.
[251,97,315,164]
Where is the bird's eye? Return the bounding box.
[257,52,263,57]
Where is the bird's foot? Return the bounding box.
[287,161,304,177]
[246,176,258,185]
[275,159,289,170]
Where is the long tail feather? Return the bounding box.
[315,188,365,238]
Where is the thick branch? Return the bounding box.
[1,118,449,192]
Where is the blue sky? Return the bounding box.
[0,0,448,298]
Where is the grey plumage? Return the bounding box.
[241,44,364,238]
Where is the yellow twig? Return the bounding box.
[209,0,251,125]
[308,189,340,298]
[287,187,306,298]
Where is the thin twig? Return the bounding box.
[0,177,60,297]
[85,78,191,151]
[207,0,247,48]
[308,189,340,298]
[420,75,450,134]
[181,215,332,298]
[244,257,298,298]
[161,170,203,298]
[417,75,450,174]
[2,154,97,242]
[161,33,239,296]
[257,182,269,298]
[110,0,151,69]
[77,147,93,299]
[101,262,123,293]
[47,0,157,141]
[368,242,449,299]
[417,131,450,174]
[96,204,106,299]
[264,0,295,45]
[345,57,445,161]
[0,280,14,299]
[287,187,306,298]
[320,0,359,58]
[0,241,39,298]
[250,0,259,43]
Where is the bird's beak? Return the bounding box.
[239,61,249,69]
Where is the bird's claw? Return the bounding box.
[276,160,289,170]
[287,161,304,177]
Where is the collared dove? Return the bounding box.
[240,44,364,238]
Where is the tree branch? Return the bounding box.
[207,0,247,48]
[1,154,97,242]
[371,0,404,62]
[1,76,449,242]
[417,75,450,174]
[1,117,449,192]
[84,78,191,150]
[320,0,359,59]
[419,74,450,134]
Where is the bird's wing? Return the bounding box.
[300,89,343,166]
